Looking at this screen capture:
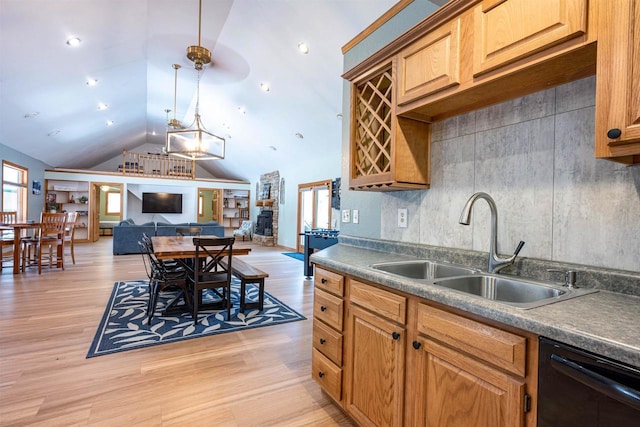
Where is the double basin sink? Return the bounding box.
[370,260,597,309]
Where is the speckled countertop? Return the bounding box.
[311,243,640,369]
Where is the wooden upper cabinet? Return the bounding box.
[397,18,461,106]
[473,0,589,76]
[350,61,431,191]
[595,0,640,164]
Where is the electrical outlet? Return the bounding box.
[352,209,359,224]
[342,209,351,223]
[398,208,408,228]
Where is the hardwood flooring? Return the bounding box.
[0,238,354,426]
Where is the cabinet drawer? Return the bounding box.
[314,288,344,331]
[350,279,406,324]
[314,267,344,296]
[313,320,343,366]
[417,304,526,377]
[312,348,342,402]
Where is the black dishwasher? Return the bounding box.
[538,337,640,427]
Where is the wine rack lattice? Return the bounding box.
[353,65,393,179]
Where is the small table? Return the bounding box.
[0,222,41,274]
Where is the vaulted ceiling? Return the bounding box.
[0,0,399,181]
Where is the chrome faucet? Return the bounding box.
[459,192,525,274]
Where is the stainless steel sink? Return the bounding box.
[432,274,597,309]
[370,260,480,280]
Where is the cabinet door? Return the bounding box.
[595,0,640,163]
[412,337,525,427]
[345,305,405,427]
[397,18,461,106]
[473,0,588,76]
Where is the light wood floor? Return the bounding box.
[0,238,354,426]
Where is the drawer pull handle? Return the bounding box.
[320,305,327,312]
[321,278,327,284]
[392,331,400,340]
[319,338,326,345]
[318,371,325,378]
[412,340,421,350]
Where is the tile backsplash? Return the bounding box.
[379,76,640,274]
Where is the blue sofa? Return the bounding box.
[112,219,224,254]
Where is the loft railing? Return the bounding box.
[118,150,196,180]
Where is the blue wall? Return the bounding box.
[0,143,50,220]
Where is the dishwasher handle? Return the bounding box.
[551,353,640,412]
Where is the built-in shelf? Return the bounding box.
[256,199,275,207]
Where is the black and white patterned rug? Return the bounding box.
[87,279,306,358]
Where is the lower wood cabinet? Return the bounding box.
[414,337,526,427]
[345,304,406,427]
[311,270,538,427]
[312,267,346,403]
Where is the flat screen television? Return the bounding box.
[142,192,183,213]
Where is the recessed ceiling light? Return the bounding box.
[298,42,309,54]
[295,132,304,139]
[66,37,81,47]
[97,103,108,111]
[47,130,60,137]
[86,78,98,86]
[260,82,270,93]
[24,112,39,118]
[106,120,114,126]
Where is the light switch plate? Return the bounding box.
[342,209,351,223]
[398,208,407,228]
[352,209,359,224]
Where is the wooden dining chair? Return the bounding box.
[21,212,67,274]
[138,238,189,323]
[0,211,17,270]
[191,237,235,324]
[64,212,79,264]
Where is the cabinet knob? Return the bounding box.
[391,331,400,340]
[319,338,326,345]
[412,340,422,350]
[607,128,622,139]
[321,278,327,284]
[318,371,325,378]
[320,305,327,312]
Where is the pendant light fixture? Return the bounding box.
[167,64,184,130]
[165,0,225,160]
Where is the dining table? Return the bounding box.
[151,235,251,260]
[150,235,251,315]
[0,222,42,274]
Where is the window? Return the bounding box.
[198,195,204,216]
[2,161,28,221]
[106,192,121,215]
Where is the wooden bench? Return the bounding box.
[223,258,269,312]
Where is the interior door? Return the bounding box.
[197,188,221,223]
[92,182,123,241]
[296,180,332,253]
